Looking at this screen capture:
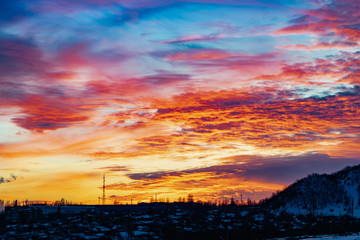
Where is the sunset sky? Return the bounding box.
[0,0,359,204]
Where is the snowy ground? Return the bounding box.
[273,233,360,240]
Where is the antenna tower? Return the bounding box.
[102,173,106,205]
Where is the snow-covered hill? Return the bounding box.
[263,165,360,217]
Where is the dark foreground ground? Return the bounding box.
[1,203,360,239]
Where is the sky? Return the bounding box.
[0,0,359,204]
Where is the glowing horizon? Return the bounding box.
[0,0,359,204]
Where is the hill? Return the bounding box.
[263,164,360,217]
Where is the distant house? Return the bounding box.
[5,206,42,224]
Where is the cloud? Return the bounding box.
[278,40,359,51]
[159,48,284,79]
[163,49,235,61]
[106,153,360,201]
[94,86,360,158]
[0,36,137,132]
[139,73,192,85]
[0,37,48,79]
[0,38,97,132]
[163,33,225,44]
[107,172,281,202]
[163,48,282,65]
[126,153,360,184]
[274,0,360,44]
[82,72,193,102]
[54,42,132,70]
[10,94,91,132]
[256,52,360,85]
[0,174,18,184]
[98,165,130,172]
[1,0,359,204]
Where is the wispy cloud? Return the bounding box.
[163,33,226,44]
[0,174,18,184]
[106,153,360,201]
[98,165,130,172]
[278,40,359,51]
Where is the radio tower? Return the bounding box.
[102,173,106,205]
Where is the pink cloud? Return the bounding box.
[274,0,360,44]
[11,94,91,132]
[278,40,359,50]
[163,33,226,44]
[162,48,284,79]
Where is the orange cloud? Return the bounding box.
[104,153,360,203]
[108,171,282,203]
[126,88,360,156]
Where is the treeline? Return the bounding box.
[0,198,80,207]
[114,193,258,206]
[1,193,260,207]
